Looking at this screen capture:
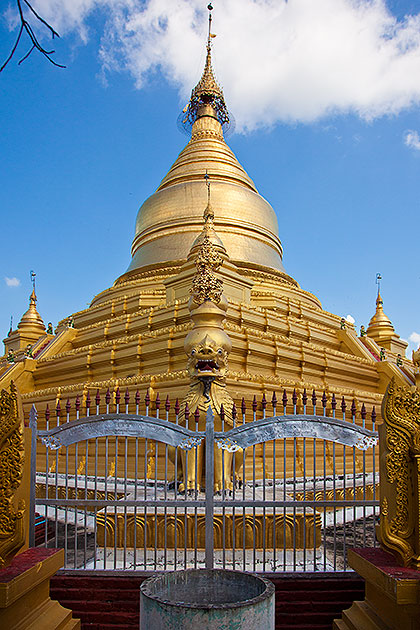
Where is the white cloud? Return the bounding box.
[345,314,355,324]
[5,277,21,287]
[409,331,420,345]
[404,130,420,150]
[27,0,420,131]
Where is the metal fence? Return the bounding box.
[29,389,379,573]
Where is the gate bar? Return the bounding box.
[205,406,214,569]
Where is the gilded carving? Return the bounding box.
[295,483,379,509]
[413,346,420,388]
[0,382,25,567]
[378,379,420,567]
[191,234,223,305]
[96,512,321,550]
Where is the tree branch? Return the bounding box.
[1,0,65,72]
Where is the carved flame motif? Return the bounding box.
[0,382,25,567]
[191,235,223,305]
[379,379,420,567]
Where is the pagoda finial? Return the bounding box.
[367,275,395,339]
[376,273,382,305]
[30,270,36,292]
[181,4,230,131]
[17,272,45,334]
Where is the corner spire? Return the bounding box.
[366,277,395,339]
[17,285,45,333]
[181,4,230,131]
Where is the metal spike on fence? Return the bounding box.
[86,391,91,409]
[371,406,376,423]
[220,404,225,422]
[361,403,366,427]
[175,398,180,415]
[165,395,171,413]
[351,399,357,418]
[56,400,61,416]
[282,389,288,410]
[194,407,200,424]
[155,392,161,411]
[252,395,257,413]
[115,387,120,406]
[292,388,298,407]
[145,389,150,407]
[232,402,237,422]
[135,390,140,408]
[302,388,308,407]
[322,391,327,408]
[124,388,130,406]
[331,393,337,410]
[185,402,190,423]
[95,389,100,407]
[241,397,246,415]
[341,396,347,417]
[271,391,277,414]
[45,404,50,422]
[105,388,111,405]
[311,389,317,409]
[75,395,80,413]
[65,398,71,414]
[261,393,267,411]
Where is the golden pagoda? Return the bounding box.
[0,8,416,431]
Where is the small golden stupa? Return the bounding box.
[1,7,416,431]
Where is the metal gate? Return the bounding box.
[29,391,379,573]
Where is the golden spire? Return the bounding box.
[182,4,230,129]
[366,286,395,340]
[17,276,45,334]
[191,5,223,102]
[188,172,227,262]
[190,172,226,304]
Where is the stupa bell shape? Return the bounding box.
[122,32,292,283]
[3,287,46,354]
[17,289,45,335]
[366,292,395,341]
[366,291,407,355]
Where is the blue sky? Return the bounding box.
[1,0,420,355]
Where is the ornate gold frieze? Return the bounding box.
[21,371,190,399]
[378,379,420,567]
[0,382,25,567]
[37,323,194,363]
[96,512,321,550]
[295,484,379,510]
[35,483,124,508]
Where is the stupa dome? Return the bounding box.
[121,40,290,282]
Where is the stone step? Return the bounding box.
[50,572,365,630]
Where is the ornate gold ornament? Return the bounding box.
[191,234,223,305]
[413,346,420,388]
[378,379,420,567]
[0,382,25,567]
